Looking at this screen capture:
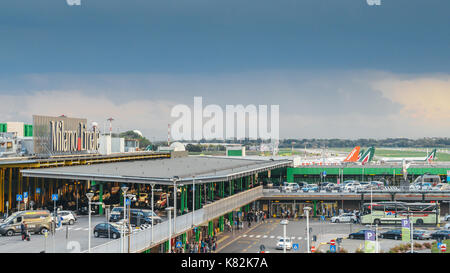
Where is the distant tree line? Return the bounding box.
[180,138,450,148]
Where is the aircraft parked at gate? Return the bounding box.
[377,149,437,163]
[298,146,376,166]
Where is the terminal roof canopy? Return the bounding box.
[21,156,291,185]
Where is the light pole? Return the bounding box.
[304,207,312,253]
[150,183,155,244]
[280,219,289,253]
[121,185,129,253]
[86,191,94,253]
[192,176,195,227]
[166,207,174,253]
[172,176,179,235]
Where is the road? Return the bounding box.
[0,215,148,253]
[218,218,437,253]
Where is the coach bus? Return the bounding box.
[360,201,439,226]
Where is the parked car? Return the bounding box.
[430,230,450,240]
[93,223,124,239]
[420,183,433,191]
[142,210,162,224]
[276,237,292,250]
[53,210,77,225]
[445,215,450,221]
[379,229,402,240]
[344,182,361,192]
[331,213,357,223]
[324,183,341,192]
[348,229,377,240]
[281,182,300,192]
[413,230,432,240]
[297,182,308,188]
[431,183,449,191]
[302,184,319,193]
[359,182,371,189]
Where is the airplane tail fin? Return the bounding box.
[358,147,375,164]
[343,146,360,162]
[425,149,437,162]
[357,149,365,161]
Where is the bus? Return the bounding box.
[360,201,440,226]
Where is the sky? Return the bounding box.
[1,0,449,140]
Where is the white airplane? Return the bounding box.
[377,149,437,163]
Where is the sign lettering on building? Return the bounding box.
[33,115,99,155]
[50,120,99,152]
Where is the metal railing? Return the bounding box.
[88,186,263,253]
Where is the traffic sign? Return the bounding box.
[24,192,28,199]
[330,245,336,253]
[292,243,299,251]
[125,199,131,206]
[36,188,41,194]
[441,244,447,252]
[310,246,316,253]
[51,194,58,201]
[330,239,336,246]
[16,194,23,202]
[176,241,182,248]
[323,171,327,177]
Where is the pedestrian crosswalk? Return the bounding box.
[242,234,304,240]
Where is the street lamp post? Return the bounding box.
[304,207,312,253]
[280,219,289,253]
[125,193,136,253]
[172,177,179,235]
[150,183,155,244]
[121,185,129,253]
[166,207,174,253]
[192,176,195,227]
[86,191,94,253]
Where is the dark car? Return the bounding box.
[93,223,122,239]
[380,229,402,240]
[348,230,377,240]
[431,230,450,240]
[413,230,431,240]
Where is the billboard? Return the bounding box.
[33,115,99,156]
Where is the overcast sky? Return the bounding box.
[1,0,449,140]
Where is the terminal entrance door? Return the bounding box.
[270,201,338,218]
[270,202,314,218]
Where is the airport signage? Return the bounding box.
[33,115,99,155]
[50,120,99,153]
[364,230,376,253]
[401,219,411,242]
[330,245,336,253]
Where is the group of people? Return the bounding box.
[246,210,266,227]
[171,235,218,253]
